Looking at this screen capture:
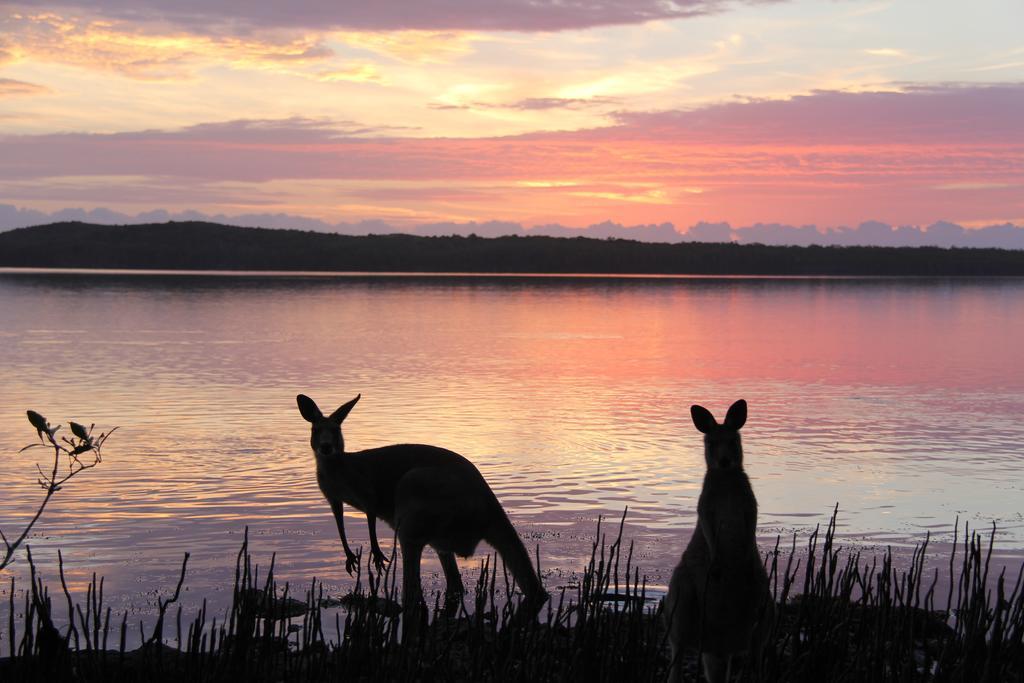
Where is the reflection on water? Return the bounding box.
[1,270,1022,625]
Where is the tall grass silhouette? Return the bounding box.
[2,509,1021,681]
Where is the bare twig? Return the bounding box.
[0,411,114,573]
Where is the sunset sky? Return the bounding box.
[1,1,1022,234]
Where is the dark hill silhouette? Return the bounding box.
[1,221,1023,276]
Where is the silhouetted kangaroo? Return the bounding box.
[665,399,772,683]
[296,394,547,630]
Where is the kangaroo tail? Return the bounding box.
[485,511,547,604]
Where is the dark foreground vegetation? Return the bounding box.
[2,511,1021,682]
[3,221,1024,275]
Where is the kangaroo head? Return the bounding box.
[690,399,747,470]
[296,394,360,458]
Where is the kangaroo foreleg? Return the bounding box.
[367,514,389,571]
[329,499,359,575]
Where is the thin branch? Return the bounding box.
[0,488,57,572]
[0,411,113,573]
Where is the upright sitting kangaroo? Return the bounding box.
[666,399,772,683]
[296,394,547,626]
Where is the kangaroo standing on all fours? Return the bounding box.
[296,394,547,631]
[666,399,773,683]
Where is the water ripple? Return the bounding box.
[1,273,1023,623]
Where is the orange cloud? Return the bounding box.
[1,12,366,80]
[334,30,481,64]
[315,64,381,82]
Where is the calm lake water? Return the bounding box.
[1,270,1023,631]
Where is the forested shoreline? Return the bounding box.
[2,221,1024,275]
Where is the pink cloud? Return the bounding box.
[1,84,1022,227]
[608,84,1024,146]
[9,0,742,32]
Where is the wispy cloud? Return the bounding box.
[934,182,1015,191]
[7,1,756,33]
[0,77,51,96]
[332,30,482,64]
[963,61,1024,73]
[503,96,621,110]
[864,48,907,58]
[429,95,619,111]
[314,64,382,83]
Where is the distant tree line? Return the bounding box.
[2,221,1024,276]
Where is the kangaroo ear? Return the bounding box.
[724,399,747,431]
[297,394,323,423]
[329,394,361,424]
[690,404,717,434]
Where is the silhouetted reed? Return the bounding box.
[1,509,1021,681]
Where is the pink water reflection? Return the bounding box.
[0,272,1022,635]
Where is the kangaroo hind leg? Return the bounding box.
[665,572,698,683]
[399,537,426,640]
[701,652,729,683]
[438,550,464,615]
[438,551,464,595]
